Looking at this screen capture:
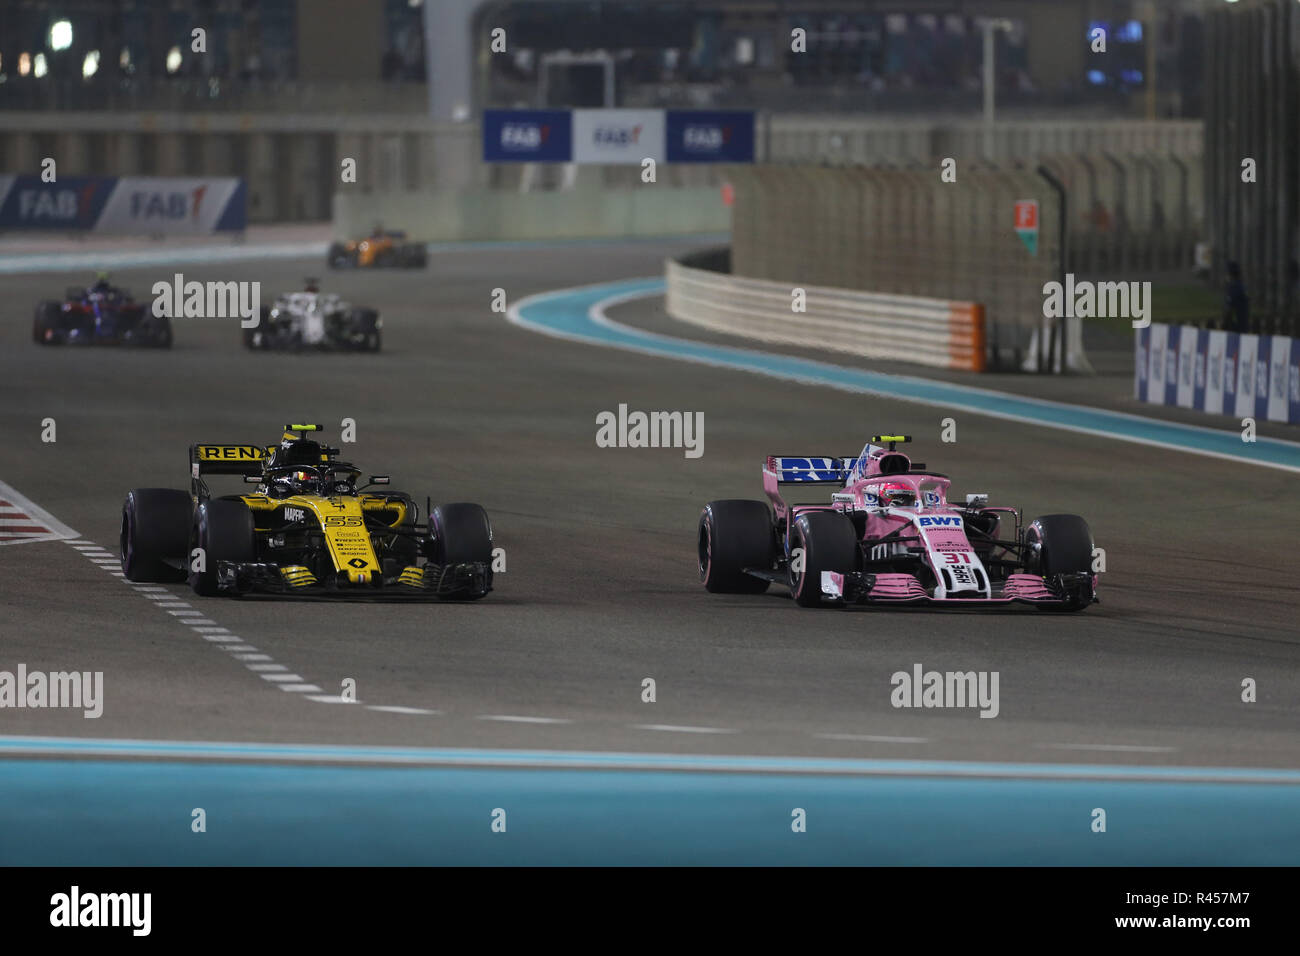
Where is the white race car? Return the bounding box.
[244,280,382,352]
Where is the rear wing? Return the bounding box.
[763,456,854,484]
[190,443,268,478]
[762,456,854,514]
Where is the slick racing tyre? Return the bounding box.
[33,301,63,345]
[189,499,256,596]
[791,511,857,608]
[130,314,172,348]
[428,502,493,600]
[121,488,192,583]
[1024,514,1094,612]
[327,242,355,270]
[698,499,773,594]
[350,308,382,352]
[243,306,273,349]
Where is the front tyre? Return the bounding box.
[189,499,256,596]
[327,242,354,270]
[428,502,493,600]
[349,308,382,352]
[1024,514,1094,612]
[698,499,773,594]
[132,314,172,348]
[243,306,272,349]
[791,511,857,608]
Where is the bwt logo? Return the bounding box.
[683,125,730,151]
[919,516,962,527]
[17,184,98,223]
[130,185,207,221]
[500,124,549,149]
[594,125,641,146]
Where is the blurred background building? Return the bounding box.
[0,0,1292,338]
[0,1,1206,116]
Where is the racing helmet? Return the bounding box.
[878,481,917,508]
[267,467,322,498]
[265,439,326,497]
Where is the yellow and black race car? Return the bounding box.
[326,229,427,270]
[120,424,493,600]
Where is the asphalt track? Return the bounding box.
[1,237,1297,863]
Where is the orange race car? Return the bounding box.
[327,227,427,269]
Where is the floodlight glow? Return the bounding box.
[50,21,73,52]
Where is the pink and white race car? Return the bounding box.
[698,435,1097,611]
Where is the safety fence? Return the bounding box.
[1136,322,1299,425]
[666,255,986,372]
[1039,152,1203,275]
[1205,0,1299,336]
[727,164,1059,370]
[766,117,1202,168]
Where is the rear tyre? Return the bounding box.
[698,499,773,594]
[121,488,191,582]
[1024,514,1094,612]
[33,301,63,345]
[188,499,256,596]
[428,502,493,600]
[791,511,857,608]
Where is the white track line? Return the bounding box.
[1042,743,1178,753]
[477,715,574,725]
[633,724,739,735]
[56,537,341,708]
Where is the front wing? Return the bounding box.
[214,560,491,600]
[819,571,1097,608]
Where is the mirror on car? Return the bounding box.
[244,475,262,484]
[369,475,391,485]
